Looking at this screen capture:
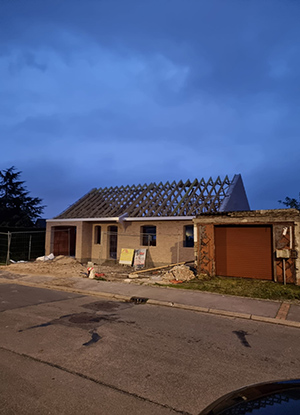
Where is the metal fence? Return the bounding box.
[0,231,46,264]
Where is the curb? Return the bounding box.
[147,299,300,328]
[1,278,300,329]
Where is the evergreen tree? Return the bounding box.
[0,167,45,227]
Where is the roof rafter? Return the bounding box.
[54,175,243,219]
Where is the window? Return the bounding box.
[141,225,156,246]
[184,225,194,247]
[94,225,101,244]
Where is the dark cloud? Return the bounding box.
[0,0,299,217]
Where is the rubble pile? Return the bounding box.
[162,265,195,282]
[126,264,195,284]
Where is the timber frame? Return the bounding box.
[55,174,249,220]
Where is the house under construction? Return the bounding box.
[45,174,249,266]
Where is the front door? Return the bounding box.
[108,226,118,259]
[52,226,76,256]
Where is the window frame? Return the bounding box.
[141,225,157,247]
[184,224,194,248]
[94,225,102,245]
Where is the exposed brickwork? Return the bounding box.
[274,223,295,284]
[194,209,300,285]
[198,224,215,276]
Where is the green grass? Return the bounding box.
[167,276,300,302]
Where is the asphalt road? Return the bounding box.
[0,283,299,414]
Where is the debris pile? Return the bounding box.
[162,265,195,283]
[86,265,106,280]
[126,264,195,284]
[0,255,196,285]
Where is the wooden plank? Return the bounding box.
[131,261,190,274]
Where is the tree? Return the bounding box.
[278,194,300,210]
[0,166,45,227]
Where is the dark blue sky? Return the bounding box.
[1,0,299,218]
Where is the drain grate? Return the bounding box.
[129,296,148,304]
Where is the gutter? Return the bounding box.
[47,216,195,223]
[46,218,121,223]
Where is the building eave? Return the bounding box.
[47,216,195,223]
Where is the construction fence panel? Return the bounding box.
[0,232,9,264]
[0,231,46,264]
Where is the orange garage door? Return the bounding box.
[215,226,273,280]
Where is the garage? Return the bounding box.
[214,225,273,280]
[195,209,300,284]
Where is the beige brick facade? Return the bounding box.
[46,219,196,266]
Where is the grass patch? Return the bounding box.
[167,276,300,302]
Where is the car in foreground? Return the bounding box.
[199,379,300,415]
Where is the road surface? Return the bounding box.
[0,283,299,414]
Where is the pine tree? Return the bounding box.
[0,167,45,227]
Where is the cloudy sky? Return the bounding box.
[1,0,299,218]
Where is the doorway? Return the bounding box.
[108,226,118,259]
[52,226,76,257]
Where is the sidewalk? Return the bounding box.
[0,271,299,328]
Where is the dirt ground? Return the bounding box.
[0,256,132,281]
[0,256,196,284]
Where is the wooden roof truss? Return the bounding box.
[56,175,234,219]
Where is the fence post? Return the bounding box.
[28,234,32,261]
[6,232,11,265]
[68,228,70,256]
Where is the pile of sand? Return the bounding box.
[0,255,132,280]
[0,255,85,278]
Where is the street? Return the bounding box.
[0,283,299,414]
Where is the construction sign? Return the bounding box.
[119,248,135,265]
[133,249,147,269]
